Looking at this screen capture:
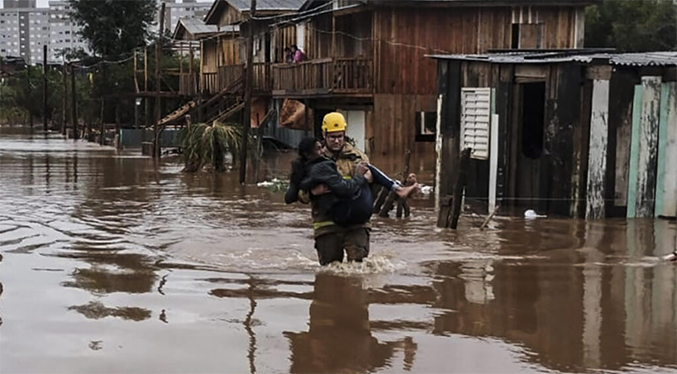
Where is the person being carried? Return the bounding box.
[285,137,416,227]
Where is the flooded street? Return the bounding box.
[1,127,677,374]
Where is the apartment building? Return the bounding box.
[48,1,88,63]
[0,0,50,65]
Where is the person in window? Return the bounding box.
[283,47,293,63]
[290,45,307,63]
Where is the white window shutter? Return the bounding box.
[461,88,491,160]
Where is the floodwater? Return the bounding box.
[1,127,677,374]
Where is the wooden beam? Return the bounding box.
[70,63,78,140]
[449,148,471,229]
[586,65,613,81]
[239,0,257,184]
[154,2,165,158]
[42,45,48,132]
[655,82,677,218]
[586,79,610,219]
[627,85,643,218]
[635,76,661,217]
[134,50,139,93]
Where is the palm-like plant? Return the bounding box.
[179,121,247,172]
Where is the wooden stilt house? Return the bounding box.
[270,0,590,175]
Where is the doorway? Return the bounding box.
[510,82,546,210]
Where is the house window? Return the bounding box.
[460,87,491,160]
[415,111,436,142]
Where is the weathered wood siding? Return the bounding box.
[635,76,662,218]
[201,39,219,74]
[373,6,582,95]
[217,4,243,27]
[586,79,610,220]
[372,94,436,160]
[656,82,677,218]
[274,25,296,62]
[218,34,241,65]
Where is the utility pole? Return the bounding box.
[239,0,256,184]
[70,63,78,140]
[154,2,165,158]
[42,45,48,132]
[61,63,67,136]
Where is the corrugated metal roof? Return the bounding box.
[178,18,220,36]
[229,0,306,11]
[428,51,677,67]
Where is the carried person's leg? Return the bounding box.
[314,231,345,265]
[344,227,370,262]
[367,164,418,198]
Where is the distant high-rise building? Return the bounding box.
[48,1,89,63]
[3,0,36,9]
[0,4,50,65]
[157,0,210,34]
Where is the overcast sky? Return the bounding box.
[1,0,212,8]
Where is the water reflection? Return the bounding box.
[1,129,677,373]
[68,301,151,321]
[285,273,414,373]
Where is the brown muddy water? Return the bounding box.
[1,127,677,374]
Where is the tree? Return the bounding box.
[68,0,157,59]
[585,0,677,52]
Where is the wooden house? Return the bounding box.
[201,0,306,96]
[172,18,220,96]
[431,51,677,219]
[270,0,590,174]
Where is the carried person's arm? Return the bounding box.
[300,162,367,199]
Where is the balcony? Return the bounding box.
[200,63,272,95]
[272,57,373,98]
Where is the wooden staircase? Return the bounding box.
[156,75,244,127]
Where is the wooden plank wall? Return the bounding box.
[372,6,581,96]
[544,63,581,217]
[607,69,638,216]
[217,5,243,27]
[586,79,610,219]
[201,39,219,74]
[372,94,436,156]
[306,15,333,59]
[219,34,241,65]
[656,82,677,217]
[274,25,296,63]
[335,12,372,58]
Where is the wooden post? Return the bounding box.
[239,0,257,184]
[61,63,67,136]
[449,148,471,229]
[253,113,264,183]
[189,46,195,96]
[99,98,105,146]
[586,79,610,219]
[635,76,661,217]
[144,47,149,143]
[115,102,121,150]
[133,50,139,93]
[655,82,677,218]
[154,2,165,158]
[70,63,78,140]
[42,45,48,132]
[396,149,412,218]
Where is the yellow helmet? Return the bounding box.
[321,112,347,133]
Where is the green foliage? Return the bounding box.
[68,0,157,59]
[180,122,245,173]
[585,0,677,52]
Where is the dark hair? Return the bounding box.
[298,137,319,159]
[290,44,298,49]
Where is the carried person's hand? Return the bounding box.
[311,184,331,196]
[363,169,374,183]
[355,162,369,176]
